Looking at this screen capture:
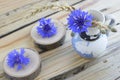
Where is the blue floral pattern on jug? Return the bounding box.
[72,33,93,58]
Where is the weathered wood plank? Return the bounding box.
[0,0,103,58]
[1,0,120,80]
[1,0,120,38]
[0,0,83,37]
[0,0,100,59]
[57,0,120,25]
[0,0,42,15]
[66,47,120,80]
[0,0,99,36]
[0,41,90,80]
[0,15,120,80]
[1,23,120,80]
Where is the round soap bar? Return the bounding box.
[3,48,41,80]
[31,20,66,51]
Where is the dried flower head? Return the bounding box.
[67,9,93,33]
[92,20,117,34]
[7,48,30,70]
[37,18,57,38]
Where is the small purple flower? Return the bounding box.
[7,48,30,70]
[37,18,57,38]
[67,9,93,33]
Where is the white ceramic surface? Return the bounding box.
[72,33,107,58]
[88,10,105,24]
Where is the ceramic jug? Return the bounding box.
[72,10,115,58]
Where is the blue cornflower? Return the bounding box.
[67,9,93,33]
[37,18,57,38]
[7,48,30,70]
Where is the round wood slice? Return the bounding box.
[31,19,66,51]
[3,48,41,80]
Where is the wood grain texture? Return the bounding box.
[66,53,120,80]
[0,0,82,37]
[0,0,99,60]
[66,43,120,80]
[0,0,42,15]
[0,0,120,80]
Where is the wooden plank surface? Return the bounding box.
[0,0,42,15]
[0,0,120,80]
[66,50,120,80]
[0,0,82,37]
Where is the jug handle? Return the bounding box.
[105,15,116,36]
